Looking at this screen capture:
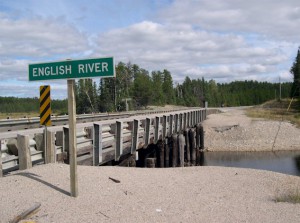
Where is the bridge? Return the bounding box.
[0,108,211,176]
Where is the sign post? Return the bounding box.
[29,57,115,197]
[67,79,78,197]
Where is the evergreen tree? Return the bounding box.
[133,69,152,108]
[162,69,175,104]
[98,78,115,112]
[151,71,165,105]
[290,47,300,97]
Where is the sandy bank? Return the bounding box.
[203,107,300,151]
[0,164,300,223]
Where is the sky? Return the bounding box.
[0,0,299,99]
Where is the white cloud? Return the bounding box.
[0,12,91,98]
[159,0,300,42]
[95,20,293,83]
[0,13,90,58]
[0,0,299,99]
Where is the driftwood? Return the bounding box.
[10,202,41,223]
[108,177,120,183]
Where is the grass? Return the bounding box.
[275,189,300,204]
[246,99,300,127]
[0,112,40,120]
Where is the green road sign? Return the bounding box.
[29,57,115,81]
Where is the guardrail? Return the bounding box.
[0,108,212,176]
[0,107,195,132]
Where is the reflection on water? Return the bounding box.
[201,151,300,176]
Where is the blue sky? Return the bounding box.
[0,0,299,99]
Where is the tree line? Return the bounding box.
[75,61,291,113]
[0,97,67,114]
[0,61,294,114]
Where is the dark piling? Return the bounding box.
[172,134,178,167]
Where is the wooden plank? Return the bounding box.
[154,116,160,143]
[93,123,102,166]
[17,134,32,170]
[0,140,2,177]
[189,128,196,164]
[10,202,41,223]
[146,158,156,168]
[63,127,69,152]
[162,115,167,139]
[179,113,183,131]
[172,133,178,167]
[200,110,203,122]
[165,138,170,167]
[178,133,185,167]
[192,111,195,126]
[144,118,151,146]
[199,124,204,150]
[169,115,173,136]
[131,119,139,154]
[157,140,164,168]
[184,129,190,163]
[196,124,200,149]
[183,113,187,129]
[115,121,123,161]
[67,79,78,197]
[187,112,191,127]
[174,114,178,133]
[45,130,55,163]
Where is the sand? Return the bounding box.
[203,107,300,151]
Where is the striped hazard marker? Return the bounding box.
[40,85,51,126]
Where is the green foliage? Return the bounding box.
[0,97,67,114]
[133,69,152,108]
[275,188,300,204]
[291,47,300,97]
[162,70,176,104]
[151,71,165,105]
[98,78,115,112]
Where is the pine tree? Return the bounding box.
[133,69,152,108]
[162,69,175,104]
[151,71,165,105]
[290,47,300,97]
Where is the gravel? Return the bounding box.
[203,107,300,151]
[0,107,300,223]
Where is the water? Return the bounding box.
[201,151,300,176]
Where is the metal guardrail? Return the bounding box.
[0,108,211,176]
[0,107,193,132]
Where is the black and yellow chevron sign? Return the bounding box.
[40,85,51,126]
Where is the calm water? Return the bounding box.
[201,151,300,176]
